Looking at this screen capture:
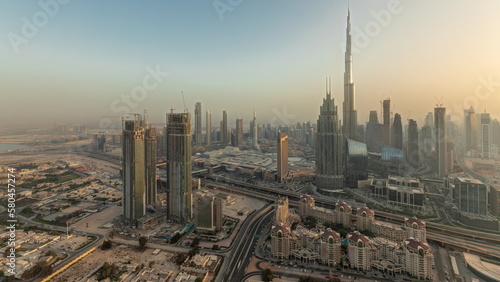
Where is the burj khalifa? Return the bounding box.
[342,8,358,141]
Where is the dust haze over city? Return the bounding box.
[1,1,500,282]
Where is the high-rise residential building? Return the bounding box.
[407,119,419,168]
[235,118,243,146]
[194,102,202,146]
[383,99,391,145]
[454,177,489,216]
[144,123,157,206]
[391,113,403,149]
[156,128,164,157]
[122,117,146,226]
[345,138,368,188]
[434,106,447,177]
[166,111,192,223]
[357,124,365,143]
[366,110,383,152]
[343,9,358,141]
[419,125,433,158]
[206,110,211,146]
[92,132,106,152]
[316,79,344,191]
[480,112,491,159]
[424,112,433,128]
[252,112,259,150]
[277,132,289,183]
[221,110,228,145]
[194,195,223,233]
[492,119,500,151]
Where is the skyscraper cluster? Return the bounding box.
[122,113,157,226]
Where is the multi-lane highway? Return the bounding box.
[225,209,274,282]
[214,205,273,282]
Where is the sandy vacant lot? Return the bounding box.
[73,205,122,234]
[53,244,178,282]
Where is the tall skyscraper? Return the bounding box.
[166,110,192,223]
[480,112,491,159]
[194,102,202,146]
[434,106,447,177]
[492,119,500,148]
[343,8,358,141]
[391,113,403,149]
[383,99,391,145]
[425,112,433,128]
[235,118,244,146]
[206,110,211,146]
[252,111,259,150]
[277,131,289,183]
[407,119,419,168]
[221,110,228,145]
[144,122,157,206]
[464,106,477,152]
[366,110,383,153]
[316,79,344,191]
[122,116,146,226]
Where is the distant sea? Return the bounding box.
[0,143,30,151]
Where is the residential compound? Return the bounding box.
[271,195,433,280]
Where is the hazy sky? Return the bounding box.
[1,0,500,129]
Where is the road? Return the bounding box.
[17,214,106,281]
[228,210,274,282]
[215,205,273,282]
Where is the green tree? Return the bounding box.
[175,253,187,265]
[190,237,200,247]
[138,236,147,250]
[261,268,274,282]
[304,216,317,229]
[101,239,112,250]
[188,246,200,258]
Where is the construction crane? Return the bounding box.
[181,91,186,112]
[434,96,444,107]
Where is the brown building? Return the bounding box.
[277,132,289,183]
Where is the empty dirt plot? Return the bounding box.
[73,205,122,234]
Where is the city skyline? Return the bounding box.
[2,1,500,129]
